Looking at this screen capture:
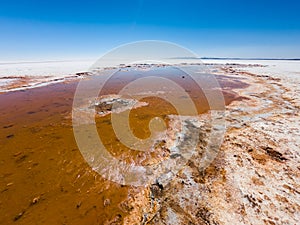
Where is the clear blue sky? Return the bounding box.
[1,0,300,60]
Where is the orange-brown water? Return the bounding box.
[0,68,248,224]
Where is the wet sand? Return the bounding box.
[0,66,248,224]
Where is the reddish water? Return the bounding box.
[0,67,248,224]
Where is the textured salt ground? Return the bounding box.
[121,64,300,225]
[0,60,95,92]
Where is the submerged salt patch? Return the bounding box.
[92,94,148,116]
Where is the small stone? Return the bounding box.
[76,201,82,209]
[13,152,22,157]
[104,198,111,207]
[31,196,40,205]
[13,211,24,221]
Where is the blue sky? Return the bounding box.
[0,0,300,60]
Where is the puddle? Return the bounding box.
[0,65,248,224]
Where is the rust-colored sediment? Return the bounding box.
[0,68,248,224]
